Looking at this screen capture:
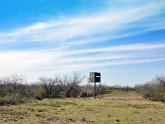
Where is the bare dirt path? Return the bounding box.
[103,96,144,101]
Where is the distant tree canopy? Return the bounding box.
[0,73,85,105]
[135,76,165,102]
[0,74,164,105]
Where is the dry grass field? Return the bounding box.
[0,90,165,124]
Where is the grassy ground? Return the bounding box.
[0,91,165,124]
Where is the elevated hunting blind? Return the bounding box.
[89,72,102,99]
[89,72,101,83]
[79,72,102,99]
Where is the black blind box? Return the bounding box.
[89,72,101,83]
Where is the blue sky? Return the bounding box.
[0,0,165,86]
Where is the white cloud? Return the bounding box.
[0,3,163,45]
[0,43,164,75]
[0,1,165,82]
[59,43,165,56]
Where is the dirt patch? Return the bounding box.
[37,116,85,124]
[80,118,94,123]
[103,97,144,101]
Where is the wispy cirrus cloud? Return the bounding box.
[0,1,165,82]
[0,3,164,46]
[0,43,164,74]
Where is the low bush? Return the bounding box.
[0,96,14,105]
[135,76,165,102]
[0,94,25,105]
[0,73,85,105]
[34,87,45,100]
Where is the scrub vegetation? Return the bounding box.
[0,74,165,123]
[0,90,165,124]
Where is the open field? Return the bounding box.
[0,91,165,124]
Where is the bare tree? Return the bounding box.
[66,72,85,97]
[135,76,165,102]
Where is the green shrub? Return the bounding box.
[34,87,46,100]
[58,91,66,98]
[143,89,165,102]
[0,94,25,105]
[0,96,14,105]
[155,89,165,102]
[136,76,165,102]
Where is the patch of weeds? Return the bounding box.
[10,111,28,116]
[127,104,149,109]
[113,104,127,108]
[48,100,78,108]
[46,116,59,121]
[35,113,45,118]
[30,108,35,112]
[68,118,76,122]
[18,116,24,119]
[149,117,152,121]
[107,114,112,117]
[37,108,46,112]
[37,121,49,124]
[86,107,94,112]
[133,111,140,114]
[80,118,94,122]
[63,101,78,106]
[50,103,61,107]
[60,108,65,110]
[116,119,120,123]
[79,103,85,106]
[49,101,61,107]
[69,112,74,114]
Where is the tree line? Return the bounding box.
[0,73,165,105]
[0,73,84,105]
[135,76,165,102]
